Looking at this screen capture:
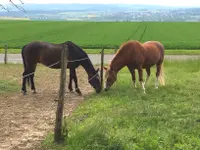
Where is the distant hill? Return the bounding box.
[3,3,175,12]
[0,3,200,22]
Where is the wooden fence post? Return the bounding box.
[4,44,7,64]
[54,45,68,143]
[100,47,104,90]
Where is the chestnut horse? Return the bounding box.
[21,41,101,95]
[104,40,165,94]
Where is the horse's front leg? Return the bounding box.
[155,64,162,89]
[127,65,137,88]
[30,74,37,94]
[72,68,82,96]
[22,71,27,95]
[138,67,146,94]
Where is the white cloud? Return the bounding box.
[1,0,200,7]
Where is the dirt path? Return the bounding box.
[1,54,200,65]
[0,65,94,150]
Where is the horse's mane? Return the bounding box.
[65,41,97,74]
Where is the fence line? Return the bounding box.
[1,44,116,64]
[0,45,106,146]
[0,57,91,87]
[4,44,7,64]
[54,45,68,142]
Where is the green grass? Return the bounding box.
[1,20,200,49]
[42,60,200,150]
[0,64,21,93]
[0,48,21,54]
[0,80,19,93]
[164,50,200,55]
[1,48,200,55]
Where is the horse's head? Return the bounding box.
[104,66,117,91]
[88,68,101,93]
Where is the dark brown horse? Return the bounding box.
[104,40,165,94]
[21,41,101,95]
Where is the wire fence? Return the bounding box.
[0,57,94,87]
[0,48,103,148]
[0,0,25,12]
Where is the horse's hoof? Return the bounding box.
[78,92,82,96]
[22,91,27,95]
[76,89,82,96]
[77,91,82,96]
[32,91,37,94]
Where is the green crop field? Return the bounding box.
[1,20,200,49]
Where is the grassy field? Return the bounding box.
[1,48,200,55]
[41,60,200,150]
[1,20,200,49]
[0,64,21,93]
[0,80,19,93]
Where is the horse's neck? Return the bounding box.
[110,54,126,73]
[81,59,96,78]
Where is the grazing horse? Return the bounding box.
[104,40,165,94]
[21,41,101,95]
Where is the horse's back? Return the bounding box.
[22,41,63,65]
[143,41,164,55]
[142,41,164,67]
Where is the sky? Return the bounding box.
[1,0,200,7]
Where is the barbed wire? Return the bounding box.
[0,57,99,89]
[0,0,25,12]
[0,4,8,12]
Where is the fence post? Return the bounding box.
[100,47,104,90]
[54,45,68,143]
[4,44,7,64]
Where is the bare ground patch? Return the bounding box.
[0,64,94,150]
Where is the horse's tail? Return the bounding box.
[159,63,165,86]
[21,45,30,86]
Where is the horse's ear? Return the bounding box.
[96,68,99,72]
[103,67,107,70]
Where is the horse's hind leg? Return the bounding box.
[155,64,162,89]
[145,67,151,85]
[127,65,136,88]
[29,63,37,94]
[22,70,28,95]
[30,74,37,94]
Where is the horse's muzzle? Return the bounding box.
[96,87,101,93]
[104,88,109,92]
